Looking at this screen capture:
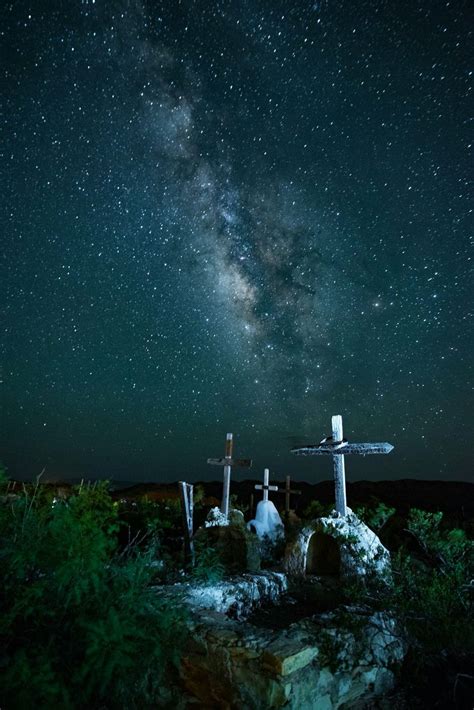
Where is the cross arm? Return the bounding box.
[291,442,394,456]
[207,457,252,467]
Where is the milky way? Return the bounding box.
[2,1,472,482]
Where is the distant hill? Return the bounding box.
[112,478,474,521]
[10,477,472,523]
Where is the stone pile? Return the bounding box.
[179,601,406,709]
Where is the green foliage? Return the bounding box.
[390,509,474,656]
[132,496,182,535]
[0,479,186,709]
[194,484,205,506]
[230,492,249,515]
[302,499,332,520]
[354,499,395,532]
[191,541,225,584]
[347,507,473,655]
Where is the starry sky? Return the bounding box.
[2,0,472,484]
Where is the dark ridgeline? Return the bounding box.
[107,478,474,520]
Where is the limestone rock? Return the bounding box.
[205,506,229,527]
[284,507,391,580]
[180,571,288,618]
[177,603,406,709]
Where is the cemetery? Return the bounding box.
[165,415,405,707]
[1,415,473,709]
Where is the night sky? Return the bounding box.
[2,1,472,484]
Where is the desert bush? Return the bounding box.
[391,508,473,656]
[0,471,186,709]
[191,540,225,584]
[354,499,396,532]
[302,499,332,520]
[344,505,474,705]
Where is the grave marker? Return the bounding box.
[178,481,194,566]
[282,475,302,514]
[291,414,394,516]
[255,468,280,502]
[207,433,252,517]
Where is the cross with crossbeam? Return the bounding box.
[255,468,280,503]
[282,475,302,513]
[291,415,394,516]
[207,433,252,517]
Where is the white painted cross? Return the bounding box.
[207,433,252,517]
[255,468,280,503]
[291,414,394,516]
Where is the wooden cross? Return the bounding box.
[255,468,280,503]
[291,414,394,516]
[178,481,194,567]
[207,433,252,517]
[282,475,302,513]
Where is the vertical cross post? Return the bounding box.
[285,475,291,513]
[207,434,252,520]
[283,475,302,513]
[262,468,270,502]
[331,415,347,516]
[221,433,233,517]
[179,481,194,567]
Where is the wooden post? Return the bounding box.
[179,481,194,567]
[222,433,233,517]
[207,433,252,519]
[284,475,302,513]
[273,475,302,515]
[331,415,347,516]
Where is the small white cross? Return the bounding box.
[255,468,279,503]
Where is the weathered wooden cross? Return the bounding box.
[207,433,252,517]
[255,468,280,503]
[178,481,194,566]
[280,475,302,514]
[291,414,394,516]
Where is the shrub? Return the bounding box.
[302,499,332,520]
[391,508,474,657]
[191,541,225,584]
[0,472,186,709]
[354,499,395,532]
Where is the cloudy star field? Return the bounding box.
[2,0,472,483]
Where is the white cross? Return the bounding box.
[292,414,394,516]
[255,468,279,503]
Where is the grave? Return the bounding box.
[285,414,393,580]
[247,468,284,542]
[196,506,261,574]
[305,530,341,577]
[284,508,391,581]
[171,418,404,707]
[207,432,252,518]
[292,414,394,516]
